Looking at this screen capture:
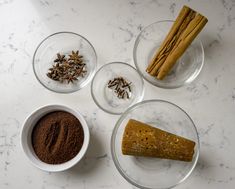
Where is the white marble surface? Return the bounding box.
[0,0,235,188]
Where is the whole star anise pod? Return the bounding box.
[47,50,87,84]
[54,53,66,63]
[68,50,83,63]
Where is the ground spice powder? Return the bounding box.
[32,111,84,164]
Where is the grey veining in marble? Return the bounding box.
[0,0,235,188]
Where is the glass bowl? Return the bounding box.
[33,32,97,93]
[91,62,144,115]
[133,21,204,89]
[111,100,199,189]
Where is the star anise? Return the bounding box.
[47,50,87,84]
[66,74,78,83]
[54,53,66,63]
[68,50,83,64]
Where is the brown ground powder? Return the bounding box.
[32,111,84,164]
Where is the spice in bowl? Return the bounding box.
[47,50,87,83]
[122,119,195,162]
[146,5,208,80]
[107,77,132,99]
[32,111,84,164]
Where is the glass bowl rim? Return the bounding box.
[111,99,200,189]
[32,31,97,94]
[133,20,204,89]
[91,61,145,115]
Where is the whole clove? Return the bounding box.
[107,77,132,99]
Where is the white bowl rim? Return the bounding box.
[20,104,90,172]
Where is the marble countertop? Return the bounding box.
[0,0,235,188]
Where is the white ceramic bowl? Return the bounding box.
[21,105,90,172]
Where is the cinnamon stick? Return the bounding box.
[147,6,195,75]
[146,5,208,80]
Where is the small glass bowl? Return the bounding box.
[91,62,144,115]
[111,100,199,189]
[133,21,204,89]
[33,32,97,93]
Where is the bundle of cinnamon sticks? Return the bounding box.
[146,5,208,80]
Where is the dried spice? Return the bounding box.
[32,111,84,164]
[47,51,86,83]
[107,77,132,99]
[122,119,195,162]
[146,5,208,80]
[68,50,83,63]
[54,53,66,63]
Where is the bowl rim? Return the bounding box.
[90,61,145,115]
[111,99,200,189]
[32,31,97,94]
[20,104,90,172]
[133,20,204,89]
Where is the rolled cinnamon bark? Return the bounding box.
[146,5,208,80]
[147,5,195,75]
[122,119,195,162]
[157,14,207,79]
